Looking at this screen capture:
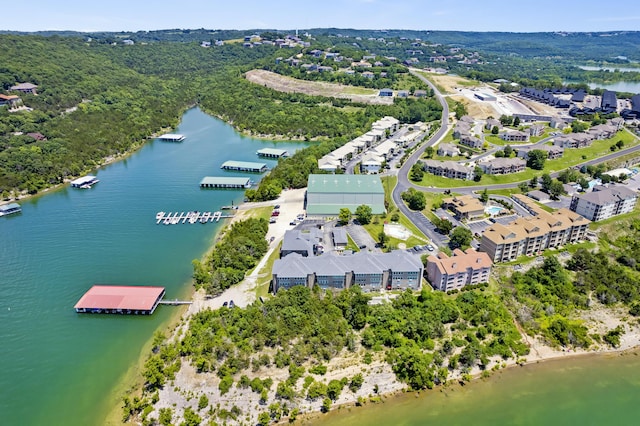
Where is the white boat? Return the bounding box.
[156,211,165,220]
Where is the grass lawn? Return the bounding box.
[346,234,360,252]
[255,241,282,298]
[243,206,274,221]
[363,218,426,249]
[343,87,378,95]
[415,130,640,189]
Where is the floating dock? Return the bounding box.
[0,202,21,217]
[257,148,289,158]
[221,160,268,173]
[156,210,234,225]
[70,175,99,189]
[74,285,166,315]
[200,176,252,189]
[158,133,185,142]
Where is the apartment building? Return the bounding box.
[426,248,493,291]
[570,185,638,221]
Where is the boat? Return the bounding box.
[221,205,239,210]
[156,211,165,220]
[0,202,22,217]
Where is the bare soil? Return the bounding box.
[245,70,393,105]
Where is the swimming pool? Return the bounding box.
[485,205,504,216]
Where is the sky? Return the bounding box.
[4,0,640,33]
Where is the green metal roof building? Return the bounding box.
[306,174,385,216]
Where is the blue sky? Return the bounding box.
[5,0,640,33]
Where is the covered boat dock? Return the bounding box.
[221,160,268,173]
[70,175,99,188]
[74,285,166,315]
[257,148,289,158]
[0,202,21,217]
[158,133,185,142]
[200,176,252,189]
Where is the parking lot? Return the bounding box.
[345,222,381,252]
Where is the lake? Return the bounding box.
[0,107,308,425]
[316,351,640,426]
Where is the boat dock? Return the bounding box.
[200,176,252,189]
[257,148,289,158]
[70,175,99,189]
[74,285,193,314]
[221,160,268,173]
[158,133,185,142]
[0,202,21,217]
[155,210,234,225]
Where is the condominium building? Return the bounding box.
[480,198,590,262]
[272,250,423,293]
[426,248,493,292]
[478,157,526,175]
[570,185,638,221]
[443,195,485,220]
[421,160,474,180]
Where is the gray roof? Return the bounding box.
[332,228,349,245]
[273,250,422,278]
[578,185,637,206]
[281,230,317,256]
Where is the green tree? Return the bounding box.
[549,180,565,200]
[424,146,434,158]
[529,175,538,188]
[449,226,473,250]
[473,166,483,182]
[378,230,388,248]
[181,407,202,426]
[540,173,553,192]
[503,145,513,157]
[513,116,520,126]
[518,182,530,193]
[338,208,351,225]
[401,188,426,211]
[434,217,453,235]
[479,188,489,203]
[491,125,499,135]
[321,397,332,413]
[258,411,271,426]
[349,374,364,392]
[410,163,424,181]
[578,177,589,191]
[526,150,547,170]
[197,394,209,411]
[355,204,373,225]
[158,408,173,426]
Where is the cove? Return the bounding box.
[314,352,640,426]
[0,108,309,426]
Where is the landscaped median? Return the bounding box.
[413,129,639,189]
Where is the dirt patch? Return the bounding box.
[416,72,480,94]
[245,70,393,105]
[449,95,499,119]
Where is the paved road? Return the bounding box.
[390,69,451,246]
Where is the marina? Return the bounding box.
[0,202,21,217]
[257,147,289,158]
[158,133,185,142]
[70,175,99,189]
[221,160,268,173]
[200,176,253,189]
[155,210,234,225]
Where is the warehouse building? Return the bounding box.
[306,174,385,216]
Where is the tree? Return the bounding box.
[541,173,553,192]
[491,125,499,135]
[410,163,424,181]
[473,166,483,182]
[526,149,547,170]
[529,175,539,188]
[424,146,434,158]
[338,208,351,225]
[578,177,589,191]
[449,226,473,249]
[434,217,453,235]
[504,145,513,157]
[401,188,426,211]
[479,188,489,203]
[355,204,372,225]
[378,230,388,248]
[518,182,530,193]
[495,150,505,158]
[549,180,565,200]
[513,116,521,126]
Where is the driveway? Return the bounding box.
[345,222,381,252]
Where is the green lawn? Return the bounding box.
[343,87,378,95]
[414,130,640,189]
[255,241,282,298]
[346,234,360,252]
[363,218,426,249]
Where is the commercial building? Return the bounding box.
[272,250,423,293]
[280,229,323,257]
[426,248,492,292]
[306,174,385,216]
[480,198,590,262]
[570,185,638,221]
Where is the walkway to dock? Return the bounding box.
[158,299,193,305]
[156,210,234,225]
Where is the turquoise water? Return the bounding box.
[0,108,308,426]
[316,352,640,426]
[485,205,504,216]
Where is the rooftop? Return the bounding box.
[74,285,165,311]
[221,160,267,170]
[200,176,251,185]
[307,174,384,194]
[428,248,492,275]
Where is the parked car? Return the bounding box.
[269,218,277,223]
[271,211,280,216]
[427,245,434,251]
[290,220,297,226]
[222,301,228,307]
[274,204,281,209]
[229,300,235,308]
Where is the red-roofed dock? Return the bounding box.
[74,285,166,315]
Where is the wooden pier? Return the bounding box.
[158,299,193,306]
[155,210,234,225]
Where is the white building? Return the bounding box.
[570,185,638,221]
